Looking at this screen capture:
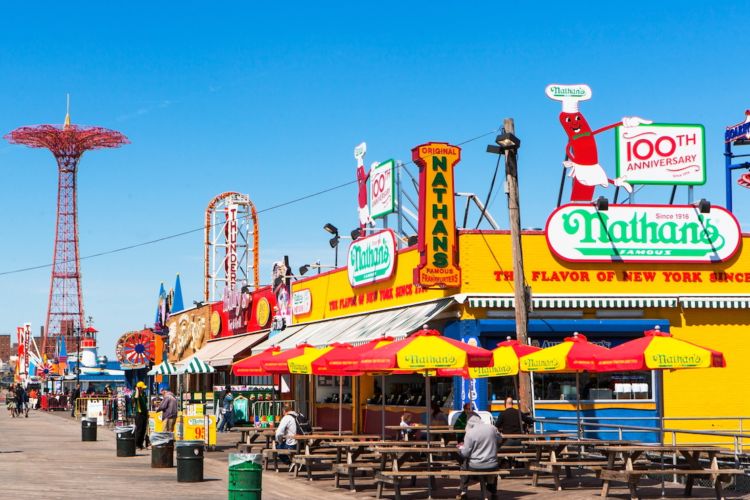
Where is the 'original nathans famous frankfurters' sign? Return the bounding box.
[545,204,742,264]
[412,142,461,288]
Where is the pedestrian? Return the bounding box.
[7,384,16,417]
[458,416,501,500]
[217,386,234,432]
[15,384,28,418]
[157,388,178,432]
[70,383,81,417]
[132,381,149,450]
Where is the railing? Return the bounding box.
[534,416,750,463]
[73,397,116,422]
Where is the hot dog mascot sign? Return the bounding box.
[546,84,651,202]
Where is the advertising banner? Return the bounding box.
[292,288,312,317]
[616,124,706,185]
[412,142,462,289]
[369,159,395,218]
[347,229,397,288]
[166,305,212,362]
[545,204,742,264]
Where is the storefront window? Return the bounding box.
[316,376,352,403]
[532,372,653,401]
[488,377,517,403]
[378,374,452,407]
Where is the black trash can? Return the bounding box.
[115,426,136,457]
[81,417,97,442]
[176,440,204,482]
[151,432,175,468]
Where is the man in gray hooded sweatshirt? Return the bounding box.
[458,415,500,498]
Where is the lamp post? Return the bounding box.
[75,325,81,387]
[324,223,340,267]
[487,118,532,409]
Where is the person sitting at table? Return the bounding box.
[495,396,533,445]
[453,402,479,443]
[458,415,501,499]
[431,402,448,426]
[399,412,415,441]
[275,404,300,464]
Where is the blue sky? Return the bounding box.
[1,2,748,357]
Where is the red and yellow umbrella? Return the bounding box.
[232,346,281,376]
[520,333,609,373]
[595,327,726,371]
[287,345,336,375]
[520,333,611,439]
[443,338,540,378]
[311,337,395,376]
[356,328,493,372]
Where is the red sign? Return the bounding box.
[214,286,277,338]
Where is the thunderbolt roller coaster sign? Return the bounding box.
[412,142,461,288]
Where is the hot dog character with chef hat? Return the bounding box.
[354,142,374,233]
[546,84,651,202]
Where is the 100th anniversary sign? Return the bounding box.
[546,204,742,263]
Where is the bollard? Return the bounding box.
[81,417,97,442]
[228,453,262,499]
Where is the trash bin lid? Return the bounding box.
[229,453,262,466]
[115,426,135,433]
[175,440,205,447]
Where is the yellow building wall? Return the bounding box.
[294,231,750,434]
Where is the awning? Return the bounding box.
[466,294,679,309]
[251,298,455,353]
[179,331,269,367]
[679,296,750,309]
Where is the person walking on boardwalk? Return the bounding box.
[132,381,150,449]
[70,383,81,417]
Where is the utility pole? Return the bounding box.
[488,118,532,410]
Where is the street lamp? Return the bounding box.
[324,223,340,267]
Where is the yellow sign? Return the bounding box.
[256,297,270,327]
[148,412,216,446]
[412,142,462,289]
[210,311,221,338]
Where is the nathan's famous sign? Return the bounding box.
[347,229,397,288]
[411,142,461,288]
[546,204,742,264]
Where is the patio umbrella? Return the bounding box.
[520,333,611,439]
[232,346,281,376]
[595,326,726,443]
[289,343,351,435]
[313,337,395,439]
[442,337,540,431]
[356,328,493,448]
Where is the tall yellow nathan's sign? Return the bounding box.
[412,142,461,288]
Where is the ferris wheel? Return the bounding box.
[117,330,155,369]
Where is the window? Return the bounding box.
[532,372,653,401]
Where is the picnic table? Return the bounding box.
[596,444,745,500]
[384,424,464,444]
[525,439,629,490]
[233,427,276,447]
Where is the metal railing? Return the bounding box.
[249,400,295,426]
[534,416,750,463]
[73,397,116,422]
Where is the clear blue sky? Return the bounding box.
[1,2,748,357]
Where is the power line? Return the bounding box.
[0,128,500,277]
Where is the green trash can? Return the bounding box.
[228,453,262,499]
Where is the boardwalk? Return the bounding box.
[0,409,744,499]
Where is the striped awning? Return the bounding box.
[679,296,750,309]
[467,295,679,309]
[180,357,216,374]
[147,361,179,376]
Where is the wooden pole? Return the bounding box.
[503,117,533,411]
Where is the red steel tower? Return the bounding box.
[5,111,128,357]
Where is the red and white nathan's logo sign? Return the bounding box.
[545,204,742,263]
[412,142,461,288]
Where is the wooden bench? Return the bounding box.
[292,453,338,480]
[375,470,509,500]
[599,467,746,500]
[261,448,296,472]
